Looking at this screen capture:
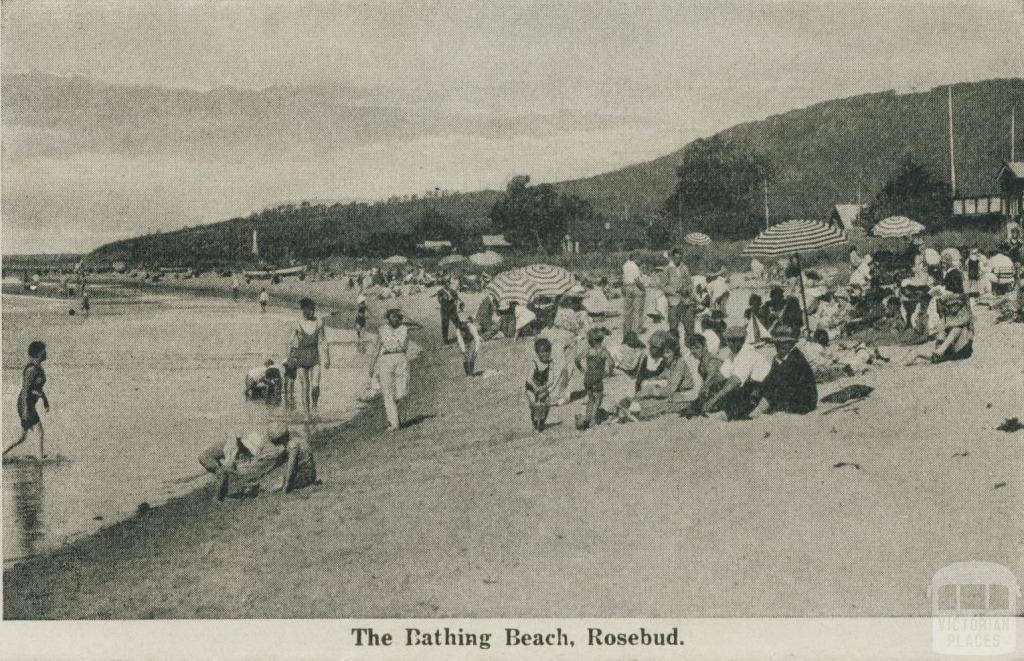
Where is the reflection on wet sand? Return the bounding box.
[9,461,45,558]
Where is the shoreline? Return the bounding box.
[3,278,446,611]
[4,274,1022,618]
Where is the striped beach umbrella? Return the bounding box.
[485,264,575,306]
[872,216,925,238]
[684,232,712,247]
[742,220,848,333]
[741,220,849,258]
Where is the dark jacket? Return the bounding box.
[763,348,818,414]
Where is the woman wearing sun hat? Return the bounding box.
[368,307,411,431]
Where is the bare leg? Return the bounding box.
[3,429,29,457]
[298,367,312,421]
[310,364,322,412]
[36,422,44,460]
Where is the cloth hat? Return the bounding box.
[941,247,961,265]
[385,307,403,318]
[724,325,746,340]
[923,248,941,266]
[707,268,725,279]
[587,327,607,343]
[771,325,798,342]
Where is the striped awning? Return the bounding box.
[485,264,575,306]
[741,220,849,258]
[685,232,712,246]
[872,216,925,238]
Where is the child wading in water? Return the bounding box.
[525,338,555,432]
[4,341,50,460]
[575,327,614,430]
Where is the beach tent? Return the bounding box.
[485,264,575,306]
[469,251,504,266]
[383,255,409,265]
[684,232,712,247]
[742,220,849,332]
[439,254,466,266]
[872,216,925,238]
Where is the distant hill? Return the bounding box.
[90,78,1023,266]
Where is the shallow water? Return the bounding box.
[3,288,370,562]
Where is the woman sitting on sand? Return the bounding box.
[906,292,974,365]
[291,298,330,421]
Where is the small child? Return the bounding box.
[525,338,555,432]
[259,287,269,312]
[455,316,482,376]
[575,327,614,430]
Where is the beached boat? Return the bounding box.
[242,265,308,280]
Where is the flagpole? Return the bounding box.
[948,86,957,196]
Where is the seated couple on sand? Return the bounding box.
[199,422,316,501]
[684,325,818,421]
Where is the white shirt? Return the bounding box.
[259,291,269,302]
[702,329,721,355]
[622,260,641,286]
[708,277,730,302]
[720,344,771,384]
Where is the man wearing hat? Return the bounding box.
[702,325,770,420]
[762,325,818,414]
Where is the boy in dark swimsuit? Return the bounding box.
[525,338,554,432]
[575,327,614,430]
[4,341,49,460]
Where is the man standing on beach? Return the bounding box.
[436,278,461,344]
[621,254,645,338]
[661,249,695,341]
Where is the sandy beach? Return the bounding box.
[4,273,1022,618]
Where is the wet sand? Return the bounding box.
[4,274,1022,618]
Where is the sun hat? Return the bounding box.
[941,247,961,265]
[923,248,941,266]
[724,325,746,340]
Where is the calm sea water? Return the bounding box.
[2,287,369,562]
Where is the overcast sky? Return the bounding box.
[3,0,1023,253]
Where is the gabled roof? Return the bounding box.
[997,162,1024,181]
[481,234,512,247]
[830,204,866,228]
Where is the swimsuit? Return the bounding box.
[526,360,552,399]
[17,363,45,430]
[583,352,608,393]
[293,321,321,368]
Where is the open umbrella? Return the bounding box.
[684,232,712,247]
[382,255,408,265]
[439,254,465,266]
[742,220,849,332]
[872,216,925,238]
[469,251,504,266]
[485,264,575,306]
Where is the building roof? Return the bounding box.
[418,240,452,250]
[997,162,1024,181]
[830,204,866,228]
[481,234,512,247]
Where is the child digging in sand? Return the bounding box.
[575,327,615,430]
[525,338,555,432]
